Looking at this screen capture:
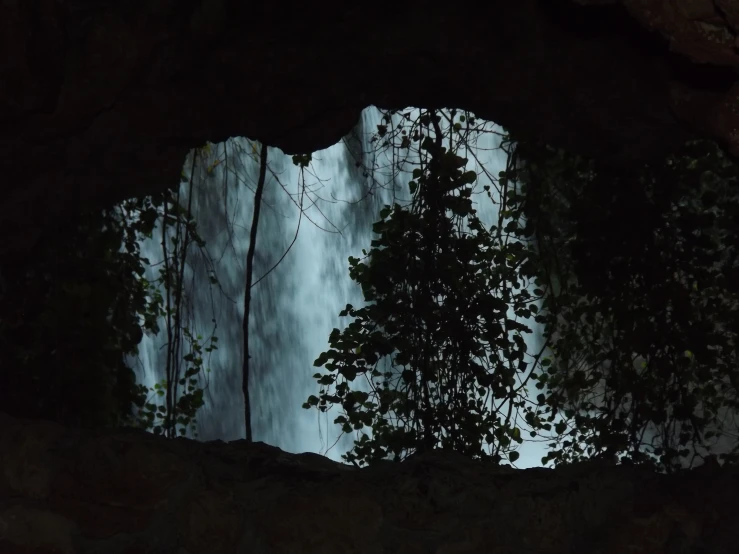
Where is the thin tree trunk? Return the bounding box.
[242,142,268,443]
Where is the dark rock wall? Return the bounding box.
[0,412,736,553]
[3,0,738,255]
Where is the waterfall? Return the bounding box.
[130,107,548,466]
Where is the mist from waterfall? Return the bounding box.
[129,107,550,467]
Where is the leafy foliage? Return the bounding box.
[130,149,220,438]
[305,109,548,467]
[0,153,217,437]
[0,195,164,427]
[506,137,739,471]
[306,107,739,473]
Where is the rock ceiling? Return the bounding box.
[1,0,738,256]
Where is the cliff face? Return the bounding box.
[2,0,738,256]
[0,412,735,554]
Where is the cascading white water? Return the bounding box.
[131,107,549,467]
